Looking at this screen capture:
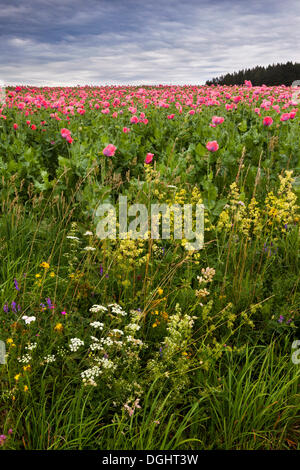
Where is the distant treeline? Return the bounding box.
[206,61,300,86]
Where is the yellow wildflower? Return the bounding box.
[40,262,50,269]
[54,323,63,332]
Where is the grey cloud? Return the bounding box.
[0,0,299,85]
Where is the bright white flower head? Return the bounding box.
[69,338,84,352]
[89,305,108,313]
[22,315,36,324]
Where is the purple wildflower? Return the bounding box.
[14,278,20,291]
[46,298,54,309]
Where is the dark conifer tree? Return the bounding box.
[206,62,300,86]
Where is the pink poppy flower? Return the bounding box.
[280,113,290,121]
[13,123,18,130]
[130,115,139,124]
[103,144,117,156]
[61,128,71,139]
[212,116,224,125]
[145,153,154,164]
[206,141,219,152]
[263,116,273,126]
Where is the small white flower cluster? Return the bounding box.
[25,342,37,351]
[84,231,93,236]
[89,305,108,313]
[66,235,80,241]
[81,365,102,386]
[18,353,31,364]
[84,246,96,251]
[90,335,99,342]
[22,315,36,324]
[108,303,127,316]
[69,338,84,352]
[43,354,56,364]
[111,329,124,336]
[78,303,146,390]
[196,267,216,304]
[125,323,141,333]
[90,342,102,351]
[90,321,104,329]
[100,337,114,347]
[99,357,115,369]
[197,266,216,284]
[126,336,145,347]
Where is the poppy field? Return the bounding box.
[0,82,299,450]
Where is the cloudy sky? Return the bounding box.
[0,0,299,86]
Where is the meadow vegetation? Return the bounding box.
[0,83,299,449]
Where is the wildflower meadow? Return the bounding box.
[0,82,299,450]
